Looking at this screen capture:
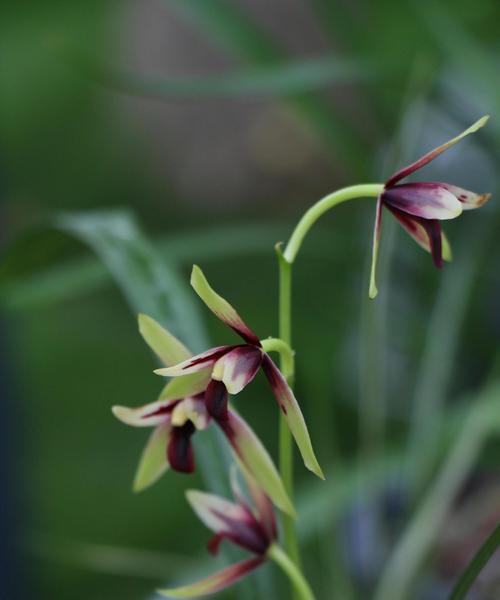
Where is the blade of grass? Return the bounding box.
[448,522,500,600]
[96,55,374,98]
[373,382,500,600]
[161,0,367,172]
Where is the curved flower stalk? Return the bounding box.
[155,265,324,480]
[112,314,294,516]
[369,116,492,298]
[159,467,314,600]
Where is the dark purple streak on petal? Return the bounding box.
[167,422,196,473]
[183,345,235,370]
[205,379,229,421]
[142,400,179,420]
[211,508,270,555]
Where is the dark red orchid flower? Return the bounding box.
[112,314,293,515]
[158,466,277,598]
[155,265,324,480]
[369,116,492,298]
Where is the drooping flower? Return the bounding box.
[155,265,324,479]
[369,116,492,298]
[158,466,277,598]
[112,314,294,516]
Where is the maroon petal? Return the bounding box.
[167,422,196,473]
[210,508,270,555]
[385,116,489,187]
[387,205,443,268]
[159,557,264,597]
[207,533,224,556]
[382,183,462,220]
[205,379,229,422]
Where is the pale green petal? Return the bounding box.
[186,490,247,534]
[220,409,296,517]
[138,313,192,366]
[158,370,212,402]
[133,423,170,492]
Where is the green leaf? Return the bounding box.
[448,523,500,600]
[162,0,366,171]
[100,56,373,98]
[54,210,208,352]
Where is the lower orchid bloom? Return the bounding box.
[155,265,324,479]
[369,115,492,298]
[112,314,294,516]
[158,466,277,598]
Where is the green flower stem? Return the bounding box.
[261,337,295,381]
[274,184,383,587]
[268,543,316,600]
[283,184,384,264]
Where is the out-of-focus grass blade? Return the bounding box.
[0,222,342,312]
[448,522,500,600]
[161,0,366,172]
[100,55,373,98]
[373,382,500,600]
[55,210,207,352]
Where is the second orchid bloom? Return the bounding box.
[155,265,324,480]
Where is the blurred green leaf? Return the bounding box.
[162,0,367,172]
[99,56,374,99]
[448,522,500,600]
[55,210,207,352]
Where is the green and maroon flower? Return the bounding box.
[158,466,277,598]
[155,265,323,480]
[369,116,492,298]
[112,314,294,516]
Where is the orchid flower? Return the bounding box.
[112,314,294,516]
[369,116,492,298]
[155,265,324,480]
[158,466,277,598]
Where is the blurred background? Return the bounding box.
[1,1,499,599]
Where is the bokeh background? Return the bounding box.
[1,1,499,599]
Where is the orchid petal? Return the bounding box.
[231,465,277,542]
[112,401,176,428]
[434,183,492,211]
[386,116,489,186]
[382,183,462,220]
[133,423,171,492]
[212,346,263,395]
[205,379,229,421]
[190,265,261,345]
[186,490,268,554]
[186,490,251,535]
[171,397,209,431]
[158,369,212,402]
[138,314,192,366]
[167,422,196,473]
[388,206,452,263]
[261,355,324,480]
[158,557,264,598]
[369,195,383,299]
[218,409,295,516]
[154,346,232,377]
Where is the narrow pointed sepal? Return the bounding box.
[369,195,383,299]
[138,314,192,366]
[158,557,264,598]
[154,346,232,377]
[386,116,490,187]
[190,265,261,345]
[218,409,296,516]
[158,370,212,402]
[133,423,171,492]
[261,355,324,480]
